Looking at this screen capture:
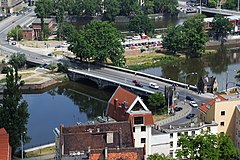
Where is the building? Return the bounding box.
[107,86,154,157]
[151,122,218,158]
[0,0,24,14]
[198,94,240,151]
[197,75,218,93]
[0,128,12,160]
[56,121,144,160]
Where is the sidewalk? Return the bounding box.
[155,101,192,126]
[24,154,55,160]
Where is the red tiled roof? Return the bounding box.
[0,128,11,160]
[107,87,137,121]
[198,95,227,113]
[129,113,154,125]
[60,121,134,155]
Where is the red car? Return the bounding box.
[135,82,143,87]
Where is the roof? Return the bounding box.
[0,128,11,160]
[106,87,154,125]
[60,121,134,155]
[198,95,227,113]
[32,18,53,24]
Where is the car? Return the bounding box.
[189,101,198,108]
[40,63,48,68]
[11,41,16,45]
[174,107,183,112]
[186,113,195,119]
[132,80,139,83]
[186,95,194,101]
[149,82,159,89]
[55,45,62,48]
[132,35,141,40]
[125,36,133,40]
[135,82,143,87]
[47,53,53,56]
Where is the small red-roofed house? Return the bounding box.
[0,128,12,160]
[107,86,154,157]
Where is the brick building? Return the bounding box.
[0,128,12,160]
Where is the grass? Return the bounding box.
[0,78,6,83]
[152,114,169,122]
[24,78,43,83]
[25,145,55,157]
[19,73,35,79]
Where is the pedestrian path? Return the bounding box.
[155,101,192,126]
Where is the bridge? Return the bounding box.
[67,62,200,98]
[200,6,240,16]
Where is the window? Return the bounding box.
[192,131,195,135]
[170,141,173,148]
[177,141,180,147]
[134,117,144,124]
[133,127,135,132]
[220,122,224,126]
[221,111,225,116]
[177,132,181,137]
[141,126,146,132]
[169,150,173,157]
[141,138,146,143]
[170,133,173,138]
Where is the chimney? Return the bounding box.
[119,128,122,148]
[104,147,108,160]
[114,99,118,108]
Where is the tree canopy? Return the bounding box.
[129,14,154,34]
[147,92,165,114]
[210,14,233,46]
[176,131,238,159]
[0,66,29,154]
[147,153,175,160]
[9,53,27,69]
[7,25,23,41]
[68,20,125,67]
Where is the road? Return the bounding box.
[0,8,57,64]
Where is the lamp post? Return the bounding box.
[226,70,237,92]
[184,72,197,98]
[238,0,239,11]
[21,132,26,160]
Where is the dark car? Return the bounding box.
[186,95,194,101]
[135,82,143,87]
[186,113,195,119]
[40,63,48,68]
[132,80,139,83]
[174,107,183,112]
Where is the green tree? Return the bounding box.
[0,66,30,154]
[211,14,233,46]
[143,0,154,14]
[68,21,125,67]
[162,25,184,54]
[61,22,77,40]
[182,14,208,58]
[222,0,237,10]
[119,0,141,16]
[153,0,178,15]
[82,0,102,16]
[207,0,218,8]
[9,53,27,69]
[129,14,154,34]
[57,62,68,73]
[176,131,238,159]
[35,0,54,40]
[147,153,175,160]
[147,92,165,114]
[235,70,240,81]
[7,25,23,41]
[103,0,120,22]
[55,0,65,40]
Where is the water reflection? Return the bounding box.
[141,50,240,91]
[24,82,112,148]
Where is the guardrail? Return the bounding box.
[96,63,198,92]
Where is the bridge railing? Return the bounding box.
[97,63,198,92]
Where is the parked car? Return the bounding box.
[189,101,198,108]
[11,41,16,45]
[186,95,194,101]
[132,79,139,83]
[174,107,183,112]
[125,36,133,40]
[186,113,195,119]
[47,53,53,57]
[40,63,48,68]
[132,35,141,40]
[149,82,159,89]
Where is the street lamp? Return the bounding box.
[184,72,198,98]
[226,70,237,92]
[21,132,26,160]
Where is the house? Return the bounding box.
[198,94,240,152]
[0,128,12,160]
[23,18,55,40]
[107,86,154,157]
[0,0,24,14]
[56,121,144,160]
[197,75,218,93]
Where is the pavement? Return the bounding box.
[24,154,55,160]
[155,101,193,126]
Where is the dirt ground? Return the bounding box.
[19,40,65,48]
